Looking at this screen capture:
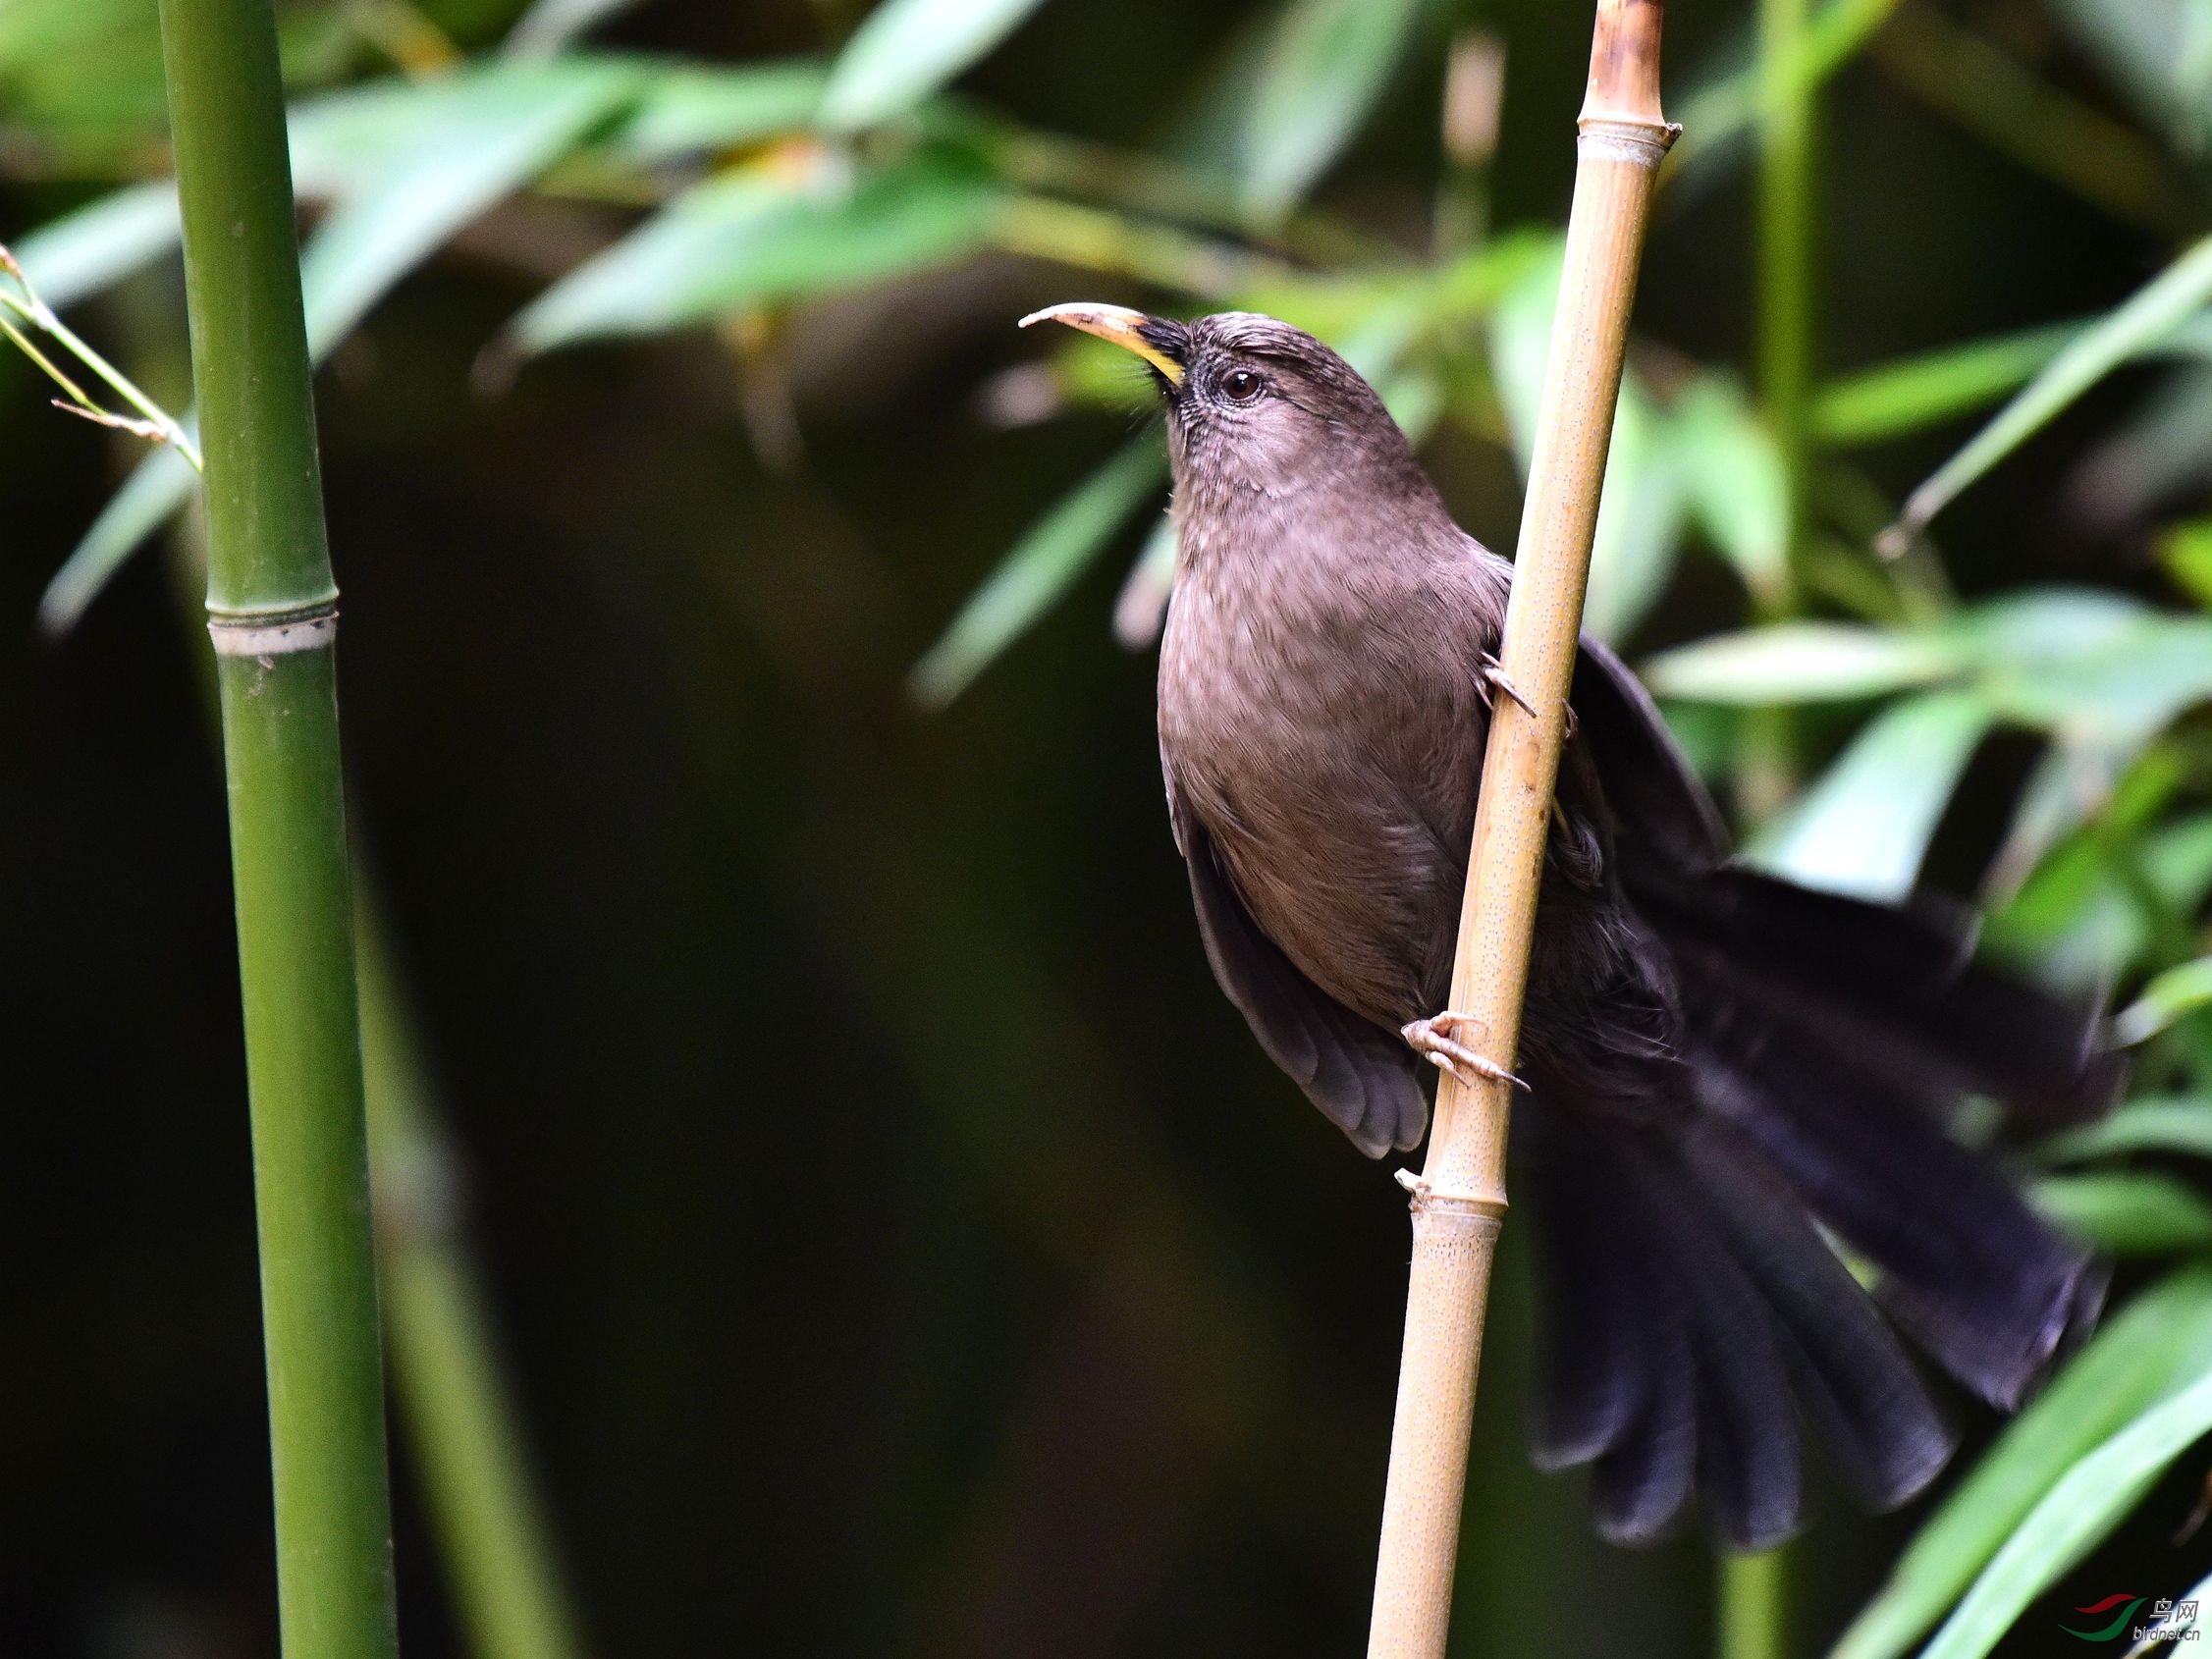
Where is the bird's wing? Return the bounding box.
[1571,635,1731,870]
[1168,784,1430,1157]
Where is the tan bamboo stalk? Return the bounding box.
[1365,5,1676,1654]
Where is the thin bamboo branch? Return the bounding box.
[359,907,592,1659]
[1720,1547,1792,1659]
[151,0,401,1651]
[1365,5,1676,1654]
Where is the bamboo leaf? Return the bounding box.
[2039,1097,2212,1165]
[8,182,180,310]
[1641,623,1961,702]
[504,0,641,58]
[297,62,641,358]
[1230,0,1427,221]
[1745,689,1994,900]
[1492,240,1684,644]
[1669,373,1789,604]
[1833,1264,2212,1659]
[513,149,1002,351]
[910,439,1166,709]
[36,446,200,634]
[605,59,830,162]
[2121,959,2212,1044]
[1918,1346,2212,1659]
[2034,1171,2212,1255]
[1894,237,2212,537]
[1960,604,2212,750]
[1822,316,2212,447]
[818,0,1051,132]
[2161,518,2212,610]
[39,62,640,633]
[1582,385,1685,644]
[1812,321,2078,445]
[1111,517,1177,650]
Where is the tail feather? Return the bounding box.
[1684,954,2103,1408]
[1681,1118,1956,1510]
[1632,866,2123,1127]
[1521,1098,1955,1548]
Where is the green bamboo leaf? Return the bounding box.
[1230,0,1427,221]
[1894,237,2212,538]
[2121,958,2212,1044]
[911,439,1166,709]
[1919,1347,2212,1659]
[1834,1265,2212,1659]
[1111,516,1177,650]
[35,446,200,634]
[818,0,1051,132]
[2161,518,2212,610]
[504,0,641,58]
[8,182,180,309]
[1746,689,1994,901]
[513,150,1002,351]
[605,59,830,162]
[1991,802,2212,991]
[297,62,642,358]
[39,62,641,634]
[1491,241,1683,644]
[2039,1097,2212,1165]
[1813,321,2078,445]
[1963,607,2212,750]
[1641,624,1961,703]
[1823,315,2212,448]
[2034,1171,2212,1255]
[1582,385,1685,645]
[1669,373,1789,604]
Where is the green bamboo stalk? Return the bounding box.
[1735,0,1814,1624]
[151,0,399,1653]
[1719,1549,1790,1659]
[358,910,590,1659]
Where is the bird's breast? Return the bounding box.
[1158,549,1494,1024]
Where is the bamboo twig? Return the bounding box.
[151,0,401,1651]
[1365,5,1675,1654]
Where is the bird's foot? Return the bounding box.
[1478,654,1578,739]
[1477,654,1538,718]
[1401,1013,1527,1092]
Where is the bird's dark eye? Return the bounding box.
[1219,368,1265,404]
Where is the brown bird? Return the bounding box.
[1022,301,2121,1549]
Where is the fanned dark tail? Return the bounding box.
[1520,862,2118,1548]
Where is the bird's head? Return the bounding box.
[1019,303,1426,515]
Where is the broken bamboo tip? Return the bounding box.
[1579,0,1676,135]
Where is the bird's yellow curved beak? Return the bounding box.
[1019,301,1186,386]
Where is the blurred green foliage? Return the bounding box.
[13,0,2212,1654]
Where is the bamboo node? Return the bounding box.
[1393,1167,1509,1224]
[207,601,340,658]
[1574,117,1681,167]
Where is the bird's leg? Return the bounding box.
[1401,1013,1528,1092]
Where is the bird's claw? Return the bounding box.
[1480,655,1578,739]
[1478,655,1538,718]
[1401,1013,1527,1092]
